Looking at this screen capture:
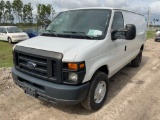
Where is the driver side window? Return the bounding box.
[112,12,124,30]
[0,28,2,33]
[2,28,7,33]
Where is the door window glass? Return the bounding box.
[112,12,124,30]
[2,28,7,33]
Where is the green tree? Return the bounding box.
[23,3,33,25]
[23,4,27,23]
[5,1,12,23]
[12,0,23,23]
[37,4,53,26]
[0,0,5,23]
[0,11,2,23]
[27,3,33,24]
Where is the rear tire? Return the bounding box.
[131,50,142,67]
[81,72,109,111]
[8,37,12,44]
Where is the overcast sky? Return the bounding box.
[3,0,160,24]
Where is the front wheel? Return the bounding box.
[131,50,142,67]
[81,72,109,111]
[8,37,12,44]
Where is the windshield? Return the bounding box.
[44,9,111,39]
[7,27,22,33]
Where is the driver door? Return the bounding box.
[109,12,128,76]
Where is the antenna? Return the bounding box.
[147,7,150,30]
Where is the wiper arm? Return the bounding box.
[63,30,85,34]
[46,30,57,36]
[80,35,98,39]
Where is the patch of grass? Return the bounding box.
[0,41,14,68]
[147,31,155,39]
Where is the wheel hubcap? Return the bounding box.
[94,81,106,104]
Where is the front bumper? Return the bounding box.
[12,67,89,105]
[12,37,29,42]
[155,36,160,39]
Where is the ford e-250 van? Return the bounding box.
[12,7,146,111]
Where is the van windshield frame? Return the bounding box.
[43,9,112,40]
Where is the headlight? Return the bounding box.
[69,73,78,82]
[12,36,18,38]
[63,72,79,84]
[63,62,86,84]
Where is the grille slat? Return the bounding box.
[19,63,47,73]
[20,66,48,79]
[19,56,47,66]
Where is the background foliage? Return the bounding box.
[0,0,55,26]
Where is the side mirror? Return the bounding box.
[45,25,49,30]
[125,24,136,40]
[111,29,126,40]
[111,24,136,40]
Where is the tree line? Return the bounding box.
[0,0,55,26]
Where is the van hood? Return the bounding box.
[15,36,98,62]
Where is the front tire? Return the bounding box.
[81,72,109,111]
[131,50,142,67]
[8,37,12,44]
[155,39,157,42]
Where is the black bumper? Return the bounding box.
[12,67,89,105]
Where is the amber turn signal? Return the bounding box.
[68,63,85,70]
[79,63,85,69]
[68,63,78,70]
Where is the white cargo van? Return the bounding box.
[12,8,146,111]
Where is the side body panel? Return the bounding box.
[80,10,146,83]
[122,11,147,62]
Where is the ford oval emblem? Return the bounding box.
[27,62,37,69]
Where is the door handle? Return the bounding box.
[125,46,127,51]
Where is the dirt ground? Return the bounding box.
[0,39,160,120]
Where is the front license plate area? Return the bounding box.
[24,85,37,98]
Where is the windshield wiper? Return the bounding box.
[45,30,57,36]
[79,35,99,39]
[63,30,85,35]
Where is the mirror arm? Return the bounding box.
[117,29,128,32]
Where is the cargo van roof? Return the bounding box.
[62,7,144,16]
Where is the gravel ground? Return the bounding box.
[0,39,160,120]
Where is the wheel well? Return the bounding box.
[97,65,109,75]
[140,45,144,51]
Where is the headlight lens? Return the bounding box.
[69,73,78,82]
[12,36,18,38]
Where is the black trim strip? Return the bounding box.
[15,46,63,59]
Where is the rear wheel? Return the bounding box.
[81,72,109,111]
[8,37,12,44]
[131,50,142,67]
